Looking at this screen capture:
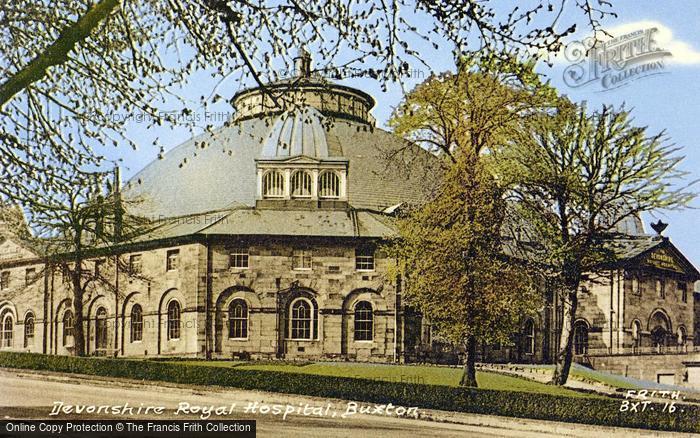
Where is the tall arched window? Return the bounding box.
[318,171,340,198]
[1,312,13,348]
[130,304,143,342]
[228,299,248,339]
[353,301,373,341]
[632,320,642,348]
[95,307,108,353]
[62,310,74,346]
[167,300,181,340]
[290,298,313,340]
[677,326,687,346]
[290,171,312,198]
[24,312,35,348]
[573,321,589,355]
[523,319,535,355]
[262,170,285,198]
[655,279,665,298]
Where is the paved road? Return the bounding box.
[0,369,692,437]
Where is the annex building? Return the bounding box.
[0,55,698,385]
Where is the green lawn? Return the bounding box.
[173,360,594,398]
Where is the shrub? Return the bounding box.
[0,352,697,433]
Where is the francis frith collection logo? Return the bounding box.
[563,27,672,91]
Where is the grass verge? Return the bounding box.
[0,352,697,433]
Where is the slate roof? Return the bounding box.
[131,207,396,242]
[608,235,665,260]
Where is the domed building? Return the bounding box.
[0,54,698,383]
[0,54,436,362]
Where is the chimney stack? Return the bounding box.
[294,49,311,78]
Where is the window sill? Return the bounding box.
[288,338,316,342]
[228,337,249,341]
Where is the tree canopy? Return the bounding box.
[390,151,541,386]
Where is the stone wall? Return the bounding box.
[208,239,397,361]
[589,352,700,387]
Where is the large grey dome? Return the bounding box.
[123,114,435,219]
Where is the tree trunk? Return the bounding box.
[551,287,578,385]
[71,266,86,357]
[460,335,478,387]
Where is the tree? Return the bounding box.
[1,0,614,186]
[497,102,695,385]
[388,54,556,167]
[1,170,152,356]
[390,151,541,387]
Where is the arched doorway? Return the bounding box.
[648,310,671,351]
[651,326,667,349]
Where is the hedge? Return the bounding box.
[0,352,697,433]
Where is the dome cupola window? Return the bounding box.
[262,170,286,198]
[318,171,340,199]
[291,171,313,198]
[256,106,348,207]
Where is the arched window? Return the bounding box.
[228,299,248,339]
[62,310,74,346]
[677,326,687,346]
[95,307,108,353]
[290,171,312,198]
[655,279,665,298]
[24,312,35,348]
[573,321,589,355]
[318,171,340,198]
[353,301,373,341]
[1,312,13,348]
[290,298,313,340]
[130,304,143,342]
[167,301,181,340]
[631,275,640,295]
[523,319,535,355]
[262,170,285,198]
[632,320,642,348]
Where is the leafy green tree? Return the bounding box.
[390,151,541,387]
[388,54,557,167]
[497,102,695,385]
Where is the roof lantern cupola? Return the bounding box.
[232,50,376,125]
